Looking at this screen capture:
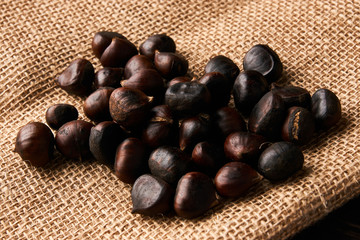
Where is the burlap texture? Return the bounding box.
[1,0,359,239]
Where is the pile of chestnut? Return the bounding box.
[14,31,342,219]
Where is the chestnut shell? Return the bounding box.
[45,104,78,130]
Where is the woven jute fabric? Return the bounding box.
[1,0,359,239]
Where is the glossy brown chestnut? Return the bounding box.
[56,58,95,96]
[271,83,311,109]
[92,31,126,59]
[45,103,78,130]
[174,172,217,219]
[167,76,192,87]
[114,138,147,184]
[281,107,315,145]
[214,162,260,197]
[248,92,286,139]
[224,132,266,167]
[109,87,152,130]
[191,141,225,176]
[204,55,240,88]
[243,44,283,84]
[124,55,155,79]
[15,122,54,167]
[211,107,246,141]
[89,121,126,165]
[139,34,176,60]
[154,51,188,80]
[258,141,304,181]
[83,87,114,122]
[233,70,269,115]
[100,37,138,68]
[94,67,123,89]
[131,174,173,216]
[165,81,211,118]
[55,120,94,160]
[311,88,341,130]
[198,72,231,109]
[148,146,191,185]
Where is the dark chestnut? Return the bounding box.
[248,92,286,139]
[83,87,114,122]
[281,107,315,145]
[271,83,311,109]
[204,55,239,88]
[15,122,54,167]
[243,44,283,84]
[131,174,173,216]
[174,172,217,219]
[94,67,123,89]
[198,72,231,109]
[114,138,147,184]
[100,37,138,68]
[55,120,94,160]
[224,132,266,167]
[165,81,211,118]
[92,31,126,59]
[211,107,246,141]
[142,105,177,149]
[311,88,341,130]
[214,162,260,198]
[56,58,95,96]
[109,87,152,130]
[154,51,188,80]
[233,70,269,115]
[148,146,191,185]
[258,141,304,181]
[45,103,78,130]
[167,76,192,87]
[89,121,126,165]
[124,55,155,79]
[191,141,225,176]
[179,116,212,153]
[139,34,176,60]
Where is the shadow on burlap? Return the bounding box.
[1,0,359,239]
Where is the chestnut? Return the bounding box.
[154,51,188,80]
[109,87,152,130]
[89,121,126,165]
[148,146,191,185]
[56,58,95,96]
[258,141,304,181]
[131,174,173,216]
[55,120,94,160]
[248,92,286,139]
[92,31,126,59]
[45,103,78,130]
[124,55,155,79]
[167,76,191,87]
[243,44,283,84]
[311,88,341,130]
[214,162,260,198]
[204,55,239,88]
[165,81,211,118]
[100,37,138,68]
[94,67,123,89]
[83,87,114,122]
[198,72,231,109]
[191,141,225,176]
[281,107,315,145]
[114,138,148,184]
[174,172,217,219]
[224,132,266,167]
[139,34,176,60]
[14,122,54,167]
[233,70,269,116]
[271,83,311,109]
[211,107,246,141]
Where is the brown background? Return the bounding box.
[1,0,359,239]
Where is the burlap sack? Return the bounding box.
[1,0,359,239]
